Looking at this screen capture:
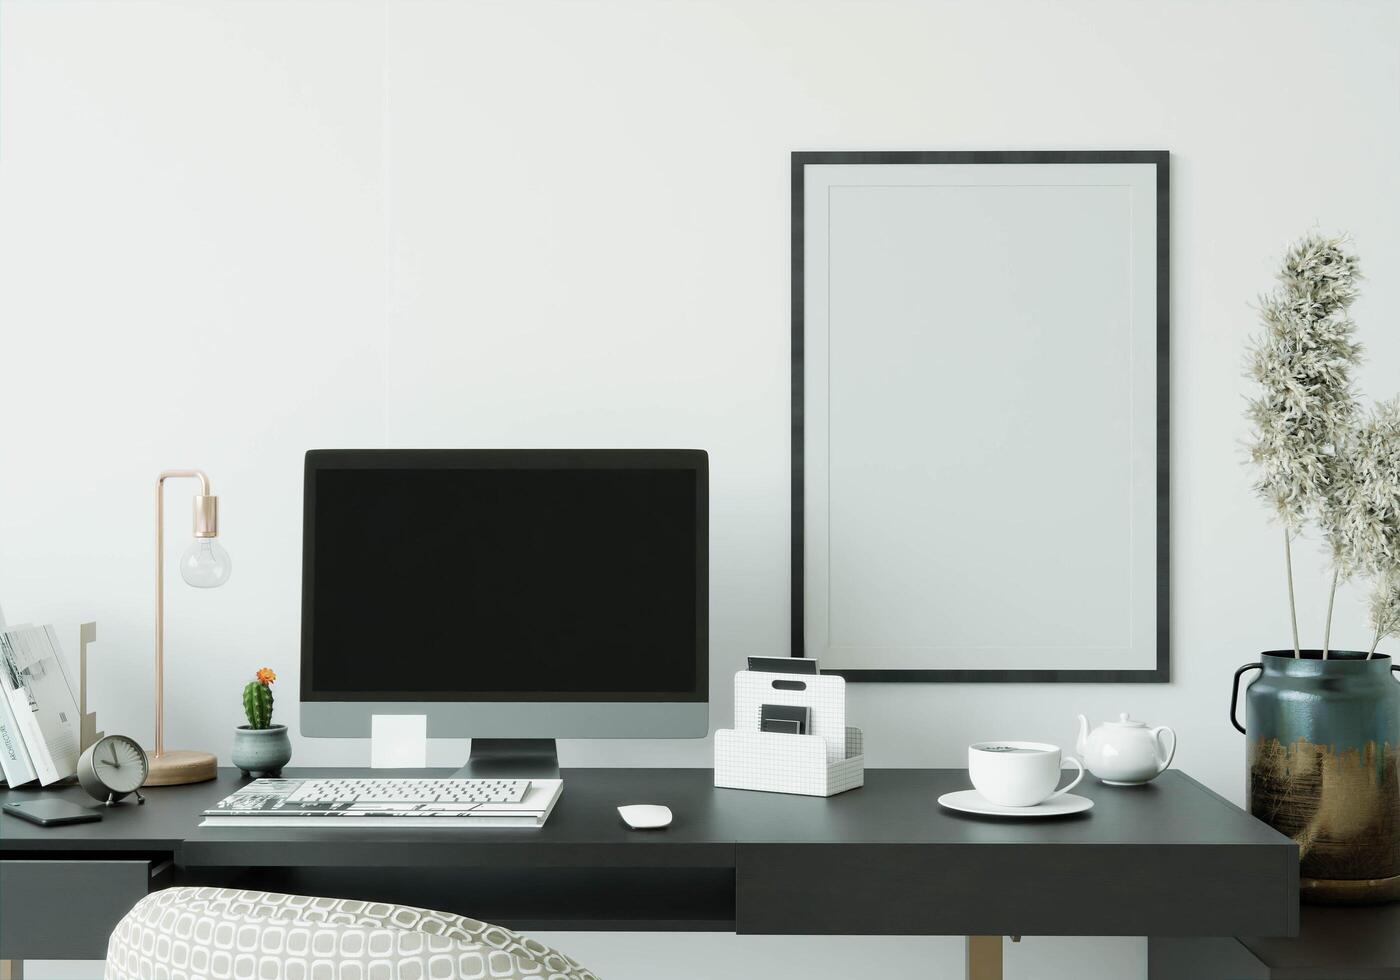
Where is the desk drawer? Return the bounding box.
[736,843,1297,937]
[0,858,172,959]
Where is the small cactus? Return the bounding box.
[242,667,277,729]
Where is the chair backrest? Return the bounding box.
[104,886,600,980]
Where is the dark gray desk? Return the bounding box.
[0,768,1297,979]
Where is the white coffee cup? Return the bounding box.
[968,741,1085,807]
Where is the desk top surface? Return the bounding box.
[2,768,1300,938]
[0,766,1288,863]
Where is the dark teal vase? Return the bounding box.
[1232,651,1400,904]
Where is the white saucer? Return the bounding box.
[937,790,1093,818]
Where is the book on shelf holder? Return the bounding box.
[0,623,83,786]
[0,624,39,786]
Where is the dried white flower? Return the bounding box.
[1246,234,1363,533]
[1332,398,1400,576]
[1332,398,1400,657]
[1371,570,1400,656]
[1244,233,1366,656]
[1244,233,1400,657]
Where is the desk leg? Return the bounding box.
[966,936,1002,980]
[0,960,23,979]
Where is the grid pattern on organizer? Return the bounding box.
[714,727,864,797]
[734,671,846,763]
[716,671,864,797]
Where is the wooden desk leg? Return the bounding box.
[966,936,1003,980]
[0,960,23,979]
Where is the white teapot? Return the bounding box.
[1075,713,1177,785]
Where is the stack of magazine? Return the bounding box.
[0,625,82,786]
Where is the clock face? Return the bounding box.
[92,735,148,794]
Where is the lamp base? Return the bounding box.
[144,749,218,786]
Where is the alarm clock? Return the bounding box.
[77,734,149,806]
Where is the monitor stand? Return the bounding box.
[452,738,560,779]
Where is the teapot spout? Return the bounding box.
[1075,714,1089,755]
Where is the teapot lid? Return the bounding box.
[1104,713,1146,728]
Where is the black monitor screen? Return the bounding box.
[302,451,707,702]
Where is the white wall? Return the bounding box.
[4,1,1400,977]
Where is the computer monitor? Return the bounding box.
[299,449,708,775]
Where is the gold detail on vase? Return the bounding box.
[1249,737,1400,903]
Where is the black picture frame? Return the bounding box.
[791,150,1169,683]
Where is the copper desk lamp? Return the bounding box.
[144,469,231,786]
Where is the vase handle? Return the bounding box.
[1231,663,1263,734]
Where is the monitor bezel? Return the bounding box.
[300,448,709,705]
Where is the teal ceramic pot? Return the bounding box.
[231,724,292,779]
[1232,651,1400,905]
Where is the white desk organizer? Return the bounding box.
[714,670,864,797]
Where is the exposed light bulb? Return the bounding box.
[180,538,232,588]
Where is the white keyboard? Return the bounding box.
[286,778,531,804]
[201,777,563,828]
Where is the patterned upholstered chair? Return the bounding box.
[105,887,600,980]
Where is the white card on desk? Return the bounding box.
[371,714,427,768]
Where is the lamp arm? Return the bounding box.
[159,469,211,495]
[154,470,214,759]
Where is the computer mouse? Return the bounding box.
[618,804,672,830]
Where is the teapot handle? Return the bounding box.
[1150,726,1177,773]
[1230,662,1263,734]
